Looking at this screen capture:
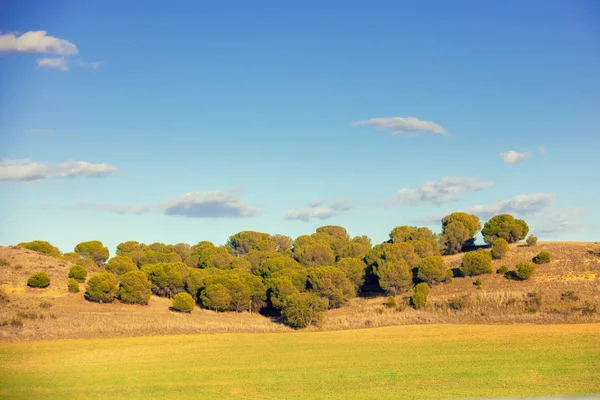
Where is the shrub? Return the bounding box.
[449,295,471,311]
[561,290,579,302]
[105,256,137,275]
[14,264,23,270]
[491,238,509,260]
[27,272,50,288]
[10,317,23,328]
[17,240,61,257]
[68,278,80,293]
[171,292,195,313]
[474,278,482,289]
[281,292,328,329]
[68,265,87,282]
[497,266,509,274]
[525,291,542,313]
[0,258,9,266]
[460,250,493,276]
[526,235,538,246]
[118,271,152,305]
[39,300,52,309]
[515,262,535,280]
[574,301,597,316]
[414,282,430,296]
[533,251,550,264]
[85,272,119,303]
[411,292,427,309]
[385,296,396,309]
[417,256,448,285]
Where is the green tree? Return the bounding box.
[172,292,195,313]
[243,274,267,312]
[200,284,232,311]
[105,255,137,275]
[116,241,146,256]
[411,283,430,309]
[515,262,536,280]
[61,252,96,271]
[85,272,119,303]
[336,257,367,290]
[143,262,186,297]
[265,276,301,310]
[368,242,419,295]
[281,292,328,329]
[307,266,355,308]
[270,234,293,252]
[389,226,441,257]
[441,212,481,254]
[74,240,109,266]
[226,231,272,256]
[118,270,152,305]
[491,238,510,260]
[341,235,372,260]
[292,234,336,267]
[191,241,233,269]
[482,214,529,244]
[460,250,493,276]
[68,265,88,283]
[417,256,448,285]
[17,240,61,257]
[27,272,50,288]
[137,250,182,267]
[526,235,538,246]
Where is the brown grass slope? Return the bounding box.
[0,242,599,342]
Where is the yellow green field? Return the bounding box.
[1,324,599,399]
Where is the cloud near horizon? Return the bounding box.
[36,57,69,71]
[33,190,260,219]
[470,193,557,219]
[500,150,533,164]
[351,117,447,136]
[387,177,494,206]
[286,198,354,221]
[0,159,119,182]
[0,31,78,54]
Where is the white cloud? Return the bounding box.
[470,193,557,219]
[0,159,118,182]
[351,117,447,136]
[285,198,354,222]
[500,150,533,164]
[388,177,494,206]
[538,146,548,155]
[160,191,259,218]
[0,31,78,54]
[38,203,152,215]
[36,57,69,71]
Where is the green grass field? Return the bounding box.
[1,324,599,400]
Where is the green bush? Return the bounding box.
[171,292,195,313]
[526,235,538,246]
[281,292,328,329]
[17,240,61,257]
[533,251,550,264]
[411,292,427,309]
[27,272,50,288]
[460,250,493,276]
[474,278,482,289]
[68,265,87,283]
[385,296,396,309]
[118,271,152,305]
[105,256,137,275]
[414,282,430,296]
[515,262,536,280]
[68,278,80,293]
[417,256,448,285]
[84,272,119,303]
[497,266,509,274]
[491,238,509,260]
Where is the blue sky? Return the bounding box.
[1,0,599,254]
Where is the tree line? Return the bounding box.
[18,212,536,328]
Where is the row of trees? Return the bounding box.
[18,212,537,328]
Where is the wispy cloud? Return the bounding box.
[351,117,447,136]
[73,59,105,69]
[470,193,557,219]
[538,146,548,155]
[160,191,259,218]
[36,57,69,71]
[0,159,119,182]
[286,198,354,222]
[38,203,152,215]
[29,128,56,135]
[500,150,533,164]
[385,177,494,206]
[0,31,78,54]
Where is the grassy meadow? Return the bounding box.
[1,323,599,400]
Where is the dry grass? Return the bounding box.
[1,242,599,341]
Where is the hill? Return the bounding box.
[1,242,599,341]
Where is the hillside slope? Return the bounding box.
[1,242,599,341]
